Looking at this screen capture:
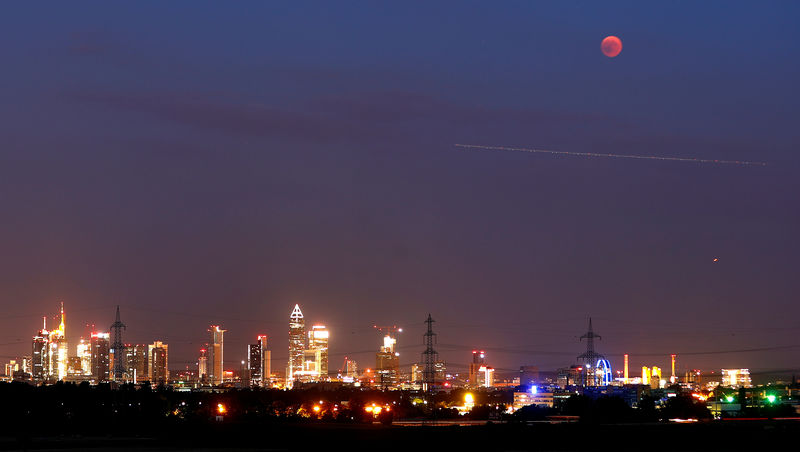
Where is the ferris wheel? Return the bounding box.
[595,358,613,386]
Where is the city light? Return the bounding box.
[13,304,792,426]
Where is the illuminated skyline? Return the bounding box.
[9,303,795,387]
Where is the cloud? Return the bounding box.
[67,90,393,143]
[66,88,624,146]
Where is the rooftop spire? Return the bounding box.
[58,301,65,333]
[290,304,304,320]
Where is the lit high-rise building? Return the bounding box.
[411,363,422,383]
[248,335,271,387]
[125,344,149,383]
[45,303,68,381]
[375,334,399,388]
[248,342,261,386]
[468,350,486,387]
[208,326,226,386]
[76,338,92,376]
[31,321,48,383]
[435,361,447,383]
[198,346,209,384]
[721,369,752,388]
[4,360,19,377]
[478,365,494,387]
[303,349,322,378]
[66,356,82,376]
[21,356,31,376]
[148,341,169,385]
[90,332,110,383]
[261,337,271,386]
[308,325,329,380]
[288,305,305,382]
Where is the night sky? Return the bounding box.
[1,2,798,379]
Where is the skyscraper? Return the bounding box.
[308,325,329,380]
[147,341,168,385]
[208,326,225,386]
[198,346,209,385]
[288,305,305,382]
[90,332,110,383]
[31,320,48,383]
[260,335,271,387]
[31,304,69,383]
[375,334,399,388]
[76,338,92,376]
[247,335,271,387]
[125,344,149,383]
[46,303,68,381]
[247,342,261,386]
[468,350,485,387]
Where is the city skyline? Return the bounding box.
[1,2,798,383]
[6,301,795,384]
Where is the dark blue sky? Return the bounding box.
[1,1,798,378]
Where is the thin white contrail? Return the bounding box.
[455,144,767,166]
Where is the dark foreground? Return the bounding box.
[1,420,797,452]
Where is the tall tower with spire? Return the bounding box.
[109,305,126,382]
[287,304,305,382]
[50,302,69,381]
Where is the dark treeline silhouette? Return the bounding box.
[1,382,797,451]
[512,394,712,423]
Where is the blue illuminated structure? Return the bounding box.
[595,358,612,386]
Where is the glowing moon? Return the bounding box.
[601,36,622,57]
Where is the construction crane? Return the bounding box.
[372,325,403,335]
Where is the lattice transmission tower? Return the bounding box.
[577,317,605,385]
[421,314,438,393]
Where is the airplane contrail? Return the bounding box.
[455,143,767,166]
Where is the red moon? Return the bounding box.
[601,36,622,57]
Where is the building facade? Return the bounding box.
[308,325,329,380]
[208,326,225,386]
[125,344,149,383]
[148,341,169,385]
[375,334,399,388]
[288,305,305,382]
[248,335,271,387]
[468,350,485,387]
[198,346,209,385]
[721,369,752,388]
[90,332,110,383]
